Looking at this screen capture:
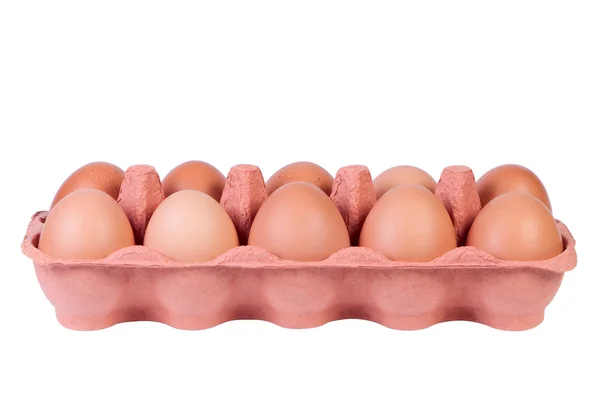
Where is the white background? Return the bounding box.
[1,1,599,400]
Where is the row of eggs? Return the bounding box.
[37,161,563,263]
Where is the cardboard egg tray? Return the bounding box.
[21,164,577,331]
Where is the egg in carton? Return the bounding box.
[21,163,577,331]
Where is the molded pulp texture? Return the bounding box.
[21,165,577,331]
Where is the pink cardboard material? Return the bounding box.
[21,164,577,331]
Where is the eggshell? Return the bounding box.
[476,164,552,210]
[466,192,563,261]
[248,182,350,261]
[162,161,226,202]
[373,165,437,199]
[143,189,239,263]
[50,162,124,209]
[265,161,334,195]
[39,188,135,260]
[359,185,457,262]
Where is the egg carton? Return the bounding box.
[21,164,577,331]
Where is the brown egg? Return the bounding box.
[50,162,125,209]
[144,190,239,263]
[265,161,334,195]
[476,164,552,210]
[248,182,350,261]
[466,192,563,261]
[373,165,437,199]
[359,185,456,262]
[39,189,135,260]
[162,161,226,202]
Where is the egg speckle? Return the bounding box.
[265,162,334,195]
[50,162,124,209]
